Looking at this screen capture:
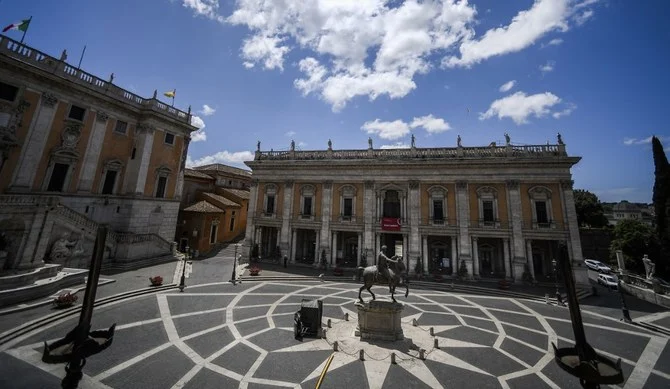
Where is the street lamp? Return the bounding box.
[552,258,564,306]
[179,246,189,292]
[617,270,633,323]
[230,244,238,285]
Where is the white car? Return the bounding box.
[584,259,612,274]
[597,274,619,290]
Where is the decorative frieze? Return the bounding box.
[41,92,58,108]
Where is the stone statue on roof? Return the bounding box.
[290,139,295,151]
[257,140,261,151]
[504,132,510,145]
[368,137,373,149]
[557,132,564,145]
[457,135,462,147]
[411,133,416,148]
[328,139,332,149]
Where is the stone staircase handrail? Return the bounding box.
[55,205,119,243]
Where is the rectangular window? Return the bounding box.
[114,120,128,134]
[229,217,235,232]
[68,105,86,121]
[210,224,218,244]
[303,196,313,216]
[433,200,444,221]
[47,163,69,192]
[483,200,495,222]
[343,198,353,217]
[101,170,117,194]
[164,132,175,145]
[266,195,275,214]
[155,176,167,198]
[535,201,549,224]
[0,82,18,102]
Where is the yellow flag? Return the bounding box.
[164,89,176,98]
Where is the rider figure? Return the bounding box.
[377,245,399,289]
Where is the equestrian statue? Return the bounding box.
[358,245,409,303]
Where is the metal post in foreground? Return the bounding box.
[61,226,107,389]
[552,258,564,306]
[231,244,238,285]
[617,270,633,323]
[179,247,188,292]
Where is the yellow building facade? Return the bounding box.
[244,139,588,286]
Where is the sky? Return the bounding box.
[3,0,668,203]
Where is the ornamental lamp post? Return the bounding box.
[231,243,238,285]
[552,258,564,306]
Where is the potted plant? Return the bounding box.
[249,266,261,276]
[333,266,344,276]
[498,279,511,290]
[149,275,163,286]
[53,292,78,308]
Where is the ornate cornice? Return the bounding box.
[41,92,57,108]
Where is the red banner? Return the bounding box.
[381,217,401,231]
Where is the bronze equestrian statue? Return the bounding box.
[358,245,409,303]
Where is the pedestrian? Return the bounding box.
[283,255,288,268]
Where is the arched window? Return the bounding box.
[528,186,554,228]
[427,186,448,225]
[476,186,499,228]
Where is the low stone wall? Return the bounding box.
[620,283,670,309]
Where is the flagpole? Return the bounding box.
[77,45,87,69]
[172,89,176,107]
[20,16,31,44]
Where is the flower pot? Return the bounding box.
[149,277,163,286]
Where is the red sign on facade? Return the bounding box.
[381,217,401,231]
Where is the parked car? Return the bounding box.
[584,259,612,274]
[597,274,619,290]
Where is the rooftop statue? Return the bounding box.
[457,135,462,147]
[557,132,564,145]
[411,134,416,148]
[505,132,511,145]
[368,137,373,149]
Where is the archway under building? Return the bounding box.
[294,229,316,264]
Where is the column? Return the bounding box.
[507,180,526,281]
[320,181,333,262]
[408,180,421,272]
[456,181,472,275]
[10,92,58,191]
[77,111,110,192]
[357,233,362,266]
[526,239,536,281]
[451,236,458,274]
[129,124,155,194]
[422,236,429,273]
[503,238,511,279]
[243,180,259,254]
[290,229,297,263]
[314,230,321,266]
[279,180,294,256]
[331,231,338,266]
[173,137,190,200]
[561,180,589,286]
[472,237,480,277]
[363,181,375,255]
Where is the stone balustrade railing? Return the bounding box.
[0,194,60,206]
[0,34,191,123]
[116,233,172,251]
[55,205,119,243]
[254,143,566,161]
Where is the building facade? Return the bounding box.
[604,201,654,227]
[175,168,250,254]
[243,138,588,285]
[0,34,195,273]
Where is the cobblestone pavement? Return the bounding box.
[1,280,669,389]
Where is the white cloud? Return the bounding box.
[361,119,410,140]
[409,114,451,134]
[444,0,570,68]
[243,62,255,69]
[574,0,600,11]
[480,91,561,125]
[622,136,670,146]
[574,9,594,26]
[539,60,555,73]
[191,130,207,142]
[499,80,516,92]
[187,150,255,168]
[199,104,216,116]
[545,38,563,46]
[190,115,205,129]
[381,142,411,149]
[297,141,307,148]
[239,35,290,71]
[181,0,224,22]
[285,131,296,137]
[553,103,576,118]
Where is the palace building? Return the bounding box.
[243,137,588,286]
[0,34,195,279]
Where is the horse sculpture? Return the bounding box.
[358,256,409,303]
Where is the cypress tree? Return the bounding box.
[652,136,670,278]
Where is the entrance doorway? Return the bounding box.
[380,233,403,260]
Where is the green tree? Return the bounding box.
[609,219,659,274]
[652,136,670,278]
[573,189,609,228]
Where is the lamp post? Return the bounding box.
[552,258,564,306]
[231,244,238,285]
[179,246,189,292]
[617,270,633,323]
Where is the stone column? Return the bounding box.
[507,180,526,281]
[128,124,155,195]
[422,236,429,273]
[280,180,294,256]
[561,180,589,286]
[314,230,321,267]
[242,180,259,260]
[408,180,420,272]
[503,238,511,279]
[331,231,338,266]
[357,233,362,266]
[472,236,480,278]
[363,180,375,254]
[77,111,110,192]
[451,236,458,274]
[320,181,333,262]
[456,181,472,275]
[526,239,536,281]
[290,229,297,263]
[10,92,58,191]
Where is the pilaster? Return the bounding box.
[408,180,420,272]
[472,236,479,278]
[506,179,526,263]
[77,110,109,192]
[126,124,155,195]
[503,238,511,279]
[319,181,333,261]
[561,179,589,286]
[455,181,472,272]
[173,137,190,200]
[242,180,259,260]
[363,180,375,255]
[280,180,294,256]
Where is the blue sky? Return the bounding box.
[4,0,668,203]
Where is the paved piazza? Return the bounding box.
[2,281,669,389]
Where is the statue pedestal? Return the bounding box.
[355,301,404,341]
